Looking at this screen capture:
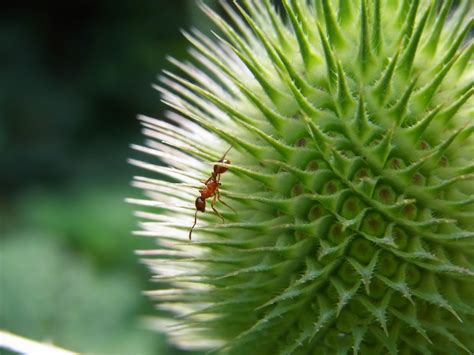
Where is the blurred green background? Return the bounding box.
[0,1,217,354]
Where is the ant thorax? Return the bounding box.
[201,179,219,199]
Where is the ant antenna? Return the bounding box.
[219,145,233,161]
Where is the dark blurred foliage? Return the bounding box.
[0,0,207,196]
[0,0,217,354]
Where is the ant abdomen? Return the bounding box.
[195,196,206,212]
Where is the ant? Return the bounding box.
[189,146,234,240]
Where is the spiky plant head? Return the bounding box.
[130,0,474,353]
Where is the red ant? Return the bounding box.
[189,146,234,240]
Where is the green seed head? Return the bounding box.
[131,0,473,353]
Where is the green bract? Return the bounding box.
[130,0,473,353]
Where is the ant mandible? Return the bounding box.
[189,146,234,240]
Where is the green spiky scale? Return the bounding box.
[371,0,382,55]
[422,0,453,56]
[320,0,344,48]
[357,0,373,76]
[132,0,474,353]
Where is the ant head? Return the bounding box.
[195,196,206,212]
[214,159,230,174]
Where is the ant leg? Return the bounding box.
[200,176,211,184]
[211,195,225,223]
[219,198,236,213]
[189,209,199,240]
[217,190,236,213]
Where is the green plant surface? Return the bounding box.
[0,234,163,355]
[15,185,139,268]
[131,0,473,353]
[1,185,202,354]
